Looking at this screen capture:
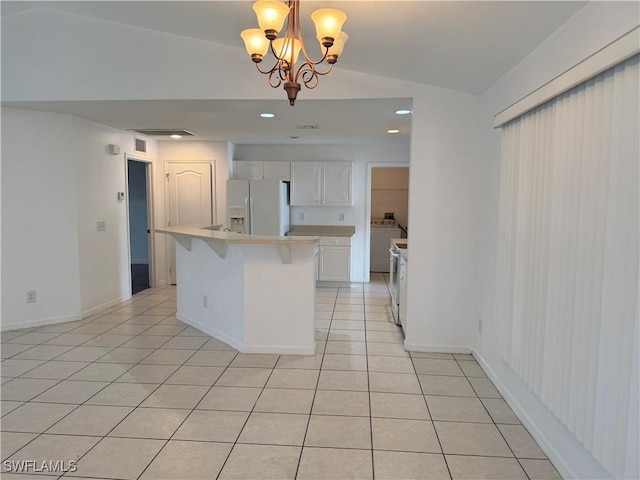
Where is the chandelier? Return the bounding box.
[241,0,348,106]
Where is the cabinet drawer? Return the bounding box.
[319,236,351,247]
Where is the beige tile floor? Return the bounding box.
[0,274,562,479]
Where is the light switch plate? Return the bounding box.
[97,221,106,232]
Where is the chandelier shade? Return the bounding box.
[240,0,349,106]
[253,1,290,38]
[310,9,347,43]
[320,31,348,63]
[273,38,302,64]
[241,29,270,59]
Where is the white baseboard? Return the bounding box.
[1,313,82,332]
[177,313,316,355]
[81,295,130,318]
[242,342,316,355]
[177,313,243,351]
[472,348,579,480]
[1,295,131,332]
[403,342,472,354]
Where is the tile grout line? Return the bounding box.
[293,286,337,479]
[136,345,241,480]
[452,355,533,480]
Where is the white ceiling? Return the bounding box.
[1,1,586,144]
[3,98,415,145]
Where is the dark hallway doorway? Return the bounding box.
[127,159,151,294]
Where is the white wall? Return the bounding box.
[157,140,230,281]
[474,3,640,479]
[158,140,230,227]
[72,117,146,313]
[233,141,411,282]
[1,108,82,329]
[2,7,485,351]
[1,107,161,328]
[404,89,481,353]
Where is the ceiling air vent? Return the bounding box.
[296,124,320,130]
[132,129,197,137]
[135,138,147,154]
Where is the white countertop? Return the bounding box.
[392,238,408,261]
[157,225,319,246]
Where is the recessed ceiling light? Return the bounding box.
[170,134,182,139]
[387,129,400,134]
[260,113,275,118]
[394,109,412,115]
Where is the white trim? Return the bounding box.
[126,154,157,290]
[472,348,575,480]
[494,26,639,127]
[1,314,82,332]
[365,162,410,283]
[177,313,317,355]
[403,342,472,354]
[164,159,216,285]
[81,295,130,318]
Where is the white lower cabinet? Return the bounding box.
[317,236,351,282]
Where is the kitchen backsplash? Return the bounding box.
[290,206,355,226]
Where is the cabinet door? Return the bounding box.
[318,246,350,281]
[322,163,352,206]
[291,162,321,205]
[263,161,290,181]
[235,161,263,180]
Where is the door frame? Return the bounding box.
[125,155,156,294]
[164,160,216,284]
[365,162,410,283]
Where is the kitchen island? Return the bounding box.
[156,225,319,355]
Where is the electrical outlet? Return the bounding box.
[203,295,208,308]
[339,213,345,222]
[299,212,305,221]
[97,221,106,232]
[26,290,37,303]
[478,317,483,333]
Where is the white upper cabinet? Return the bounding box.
[263,161,291,181]
[235,161,290,181]
[291,162,322,205]
[291,162,352,206]
[322,163,352,206]
[235,161,263,180]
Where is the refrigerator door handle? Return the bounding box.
[249,197,255,235]
[244,196,251,234]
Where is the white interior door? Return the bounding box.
[167,162,214,284]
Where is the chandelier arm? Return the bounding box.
[294,1,330,67]
[255,57,282,76]
[294,61,333,85]
[268,69,284,88]
[298,65,320,89]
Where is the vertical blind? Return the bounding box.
[495,55,638,479]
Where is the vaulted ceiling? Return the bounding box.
[1,1,586,144]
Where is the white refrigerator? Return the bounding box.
[227,179,290,235]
